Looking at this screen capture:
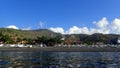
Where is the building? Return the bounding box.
[117,37,120,44]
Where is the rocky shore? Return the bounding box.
[0,47,119,52]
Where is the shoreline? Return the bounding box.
[0,47,119,52]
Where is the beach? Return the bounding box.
[0,47,119,52]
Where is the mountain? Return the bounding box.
[0,28,62,39]
[0,28,120,45]
[64,33,120,45]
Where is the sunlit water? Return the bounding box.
[0,52,119,68]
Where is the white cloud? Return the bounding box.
[49,26,92,34]
[6,25,19,29]
[66,26,90,34]
[94,17,108,28]
[49,27,65,34]
[92,17,110,34]
[111,18,120,34]
[66,26,81,34]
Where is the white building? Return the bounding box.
[117,37,120,44]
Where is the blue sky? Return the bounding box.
[0,0,120,34]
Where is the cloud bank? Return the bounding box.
[49,17,120,34]
[5,17,120,34]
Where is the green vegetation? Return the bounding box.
[35,36,62,46]
[0,28,62,46]
[64,33,120,45]
[0,28,120,46]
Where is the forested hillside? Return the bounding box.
[0,28,120,46]
[0,28,62,45]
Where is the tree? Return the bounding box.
[4,34,13,44]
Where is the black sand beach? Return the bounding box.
[0,47,119,52]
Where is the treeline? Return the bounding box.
[35,36,62,46]
[0,32,62,46]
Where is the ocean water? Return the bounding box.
[0,52,119,68]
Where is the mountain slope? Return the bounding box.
[0,28,120,45]
[0,28,62,39]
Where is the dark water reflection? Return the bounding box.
[0,52,119,68]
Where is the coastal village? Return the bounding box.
[1,0,120,68]
[0,39,120,48]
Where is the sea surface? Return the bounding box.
[0,52,119,68]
